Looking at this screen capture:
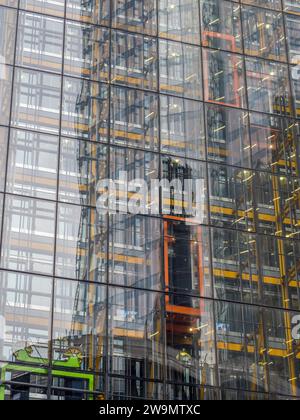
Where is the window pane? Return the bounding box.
[1,196,56,275]
[159,40,202,100]
[109,214,162,290]
[0,64,13,126]
[0,270,52,362]
[203,49,246,108]
[61,77,109,141]
[201,0,242,53]
[286,13,300,65]
[0,126,8,192]
[0,5,17,66]
[16,12,64,73]
[159,0,200,44]
[56,203,107,282]
[11,68,61,134]
[241,0,281,10]
[110,86,159,151]
[64,21,109,81]
[205,103,251,168]
[111,30,158,91]
[66,0,110,25]
[20,0,65,18]
[284,0,300,14]
[6,129,59,200]
[59,138,108,206]
[242,6,286,62]
[112,0,157,36]
[161,96,205,160]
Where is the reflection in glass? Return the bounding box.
[64,22,110,81]
[1,196,56,275]
[56,203,107,282]
[20,0,65,18]
[0,6,17,66]
[109,214,162,290]
[110,86,158,151]
[205,104,250,168]
[112,0,157,36]
[159,0,200,44]
[111,30,158,91]
[159,40,202,100]
[59,138,108,206]
[203,49,246,108]
[16,12,64,73]
[66,0,110,26]
[61,77,109,141]
[242,6,286,61]
[161,96,205,160]
[6,129,59,200]
[201,0,242,53]
[0,126,8,192]
[11,68,61,134]
[0,64,13,126]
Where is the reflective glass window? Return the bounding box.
[161,96,205,160]
[59,138,108,206]
[64,21,110,81]
[11,68,61,134]
[205,104,251,168]
[284,0,300,14]
[108,287,164,382]
[286,13,300,65]
[111,30,158,91]
[53,279,106,373]
[109,214,162,290]
[0,126,8,192]
[159,0,200,44]
[20,0,65,18]
[0,0,18,6]
[246,57,291,115]
[110,86,159,151]
[242,6,286,62]
[0,5,17,66]
[6,129,59,200]
[1,196,56,275]
[61,77,109,141]
[203,49,246,108]
[0,64,13,126]
[0,270,52,362]
[55,203,107,282]
[200,0,242,53]
[241,0,281,10]
[112,0,157,36]
[16,12,64,73]
[159,40,202,100]
[66,0,110,25]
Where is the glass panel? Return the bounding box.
[109,376,163,400]
[246,57,292,115]
[159,0,200,44]
[166,298,216,388]
[66,0,110,25]
[6,129,59,200]
[16,12,64,73]
[284,0,300,14]
[1,196,56,275]
[0,64,13,126]
[241,0,281,10]
[64,21,109,81]
[112,0,157,36]
[203,49,246,108]
[59,138,108,206]
[109,214,162,290]
[208,163,255,231]
[200,0,242,53]
[286,13,300,65]
[159,39,202,100]
[11,68,61,134]
[1,385,48,400]
[20,0,65,18]
[110,86,158,151]
[0,270,52,362]
[111,30,158,91]
[52,279,106,373]
[108,287,164,382]
[55,203,107,282]
[205,103,251,168]
[0,0,18,6]
[0,126,8,192]
[161,96,205,160]
[242,6,286,62]
[0,5,17,66]
[61,77,109,141]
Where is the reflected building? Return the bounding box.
[0,0,300,401]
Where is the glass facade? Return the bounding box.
[0,0,299,401]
